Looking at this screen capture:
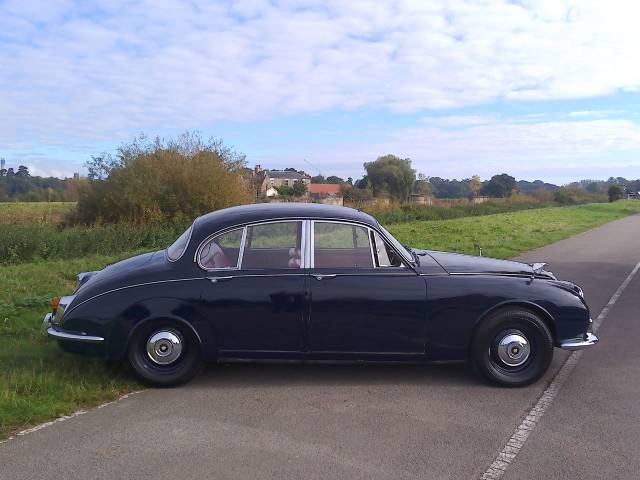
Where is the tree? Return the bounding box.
[76,132,251,223]
[429,177,471,198]
[470,175,481,196]
[363,154,416,201]
[291,181,307,197]
[481,173,517,198]
[608,184,623,202]
[311,175,326,183]
[16,165,30,177]
[325,175,344,184]
[413,173,431,195]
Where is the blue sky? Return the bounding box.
[1,0,639,183]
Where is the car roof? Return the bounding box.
[194,203,377,236]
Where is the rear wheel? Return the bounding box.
[127,321,203,387]
[471,308,554,387]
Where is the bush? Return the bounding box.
[75,132,251,224]
[608,184,624,202]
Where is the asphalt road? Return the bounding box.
[2,214,639,480]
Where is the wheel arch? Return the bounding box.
[469,300,557,352]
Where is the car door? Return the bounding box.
[199,220,309,359]
[308,220,427,360]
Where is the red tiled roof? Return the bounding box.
[309,184,342,194]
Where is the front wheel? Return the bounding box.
[127,321,203,387]
[471,308,554,387]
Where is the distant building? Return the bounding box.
[73,172,80,179]
[243,166,312,200]
[0,158,5,171]
[309,183,344,206]
[409,193,433,205]
[267,170,311,188]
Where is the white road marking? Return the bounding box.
[0,390,142,445]
[480,261,640,480]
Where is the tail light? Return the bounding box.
[51,297,60,315]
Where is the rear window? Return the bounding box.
[167,225,193,261]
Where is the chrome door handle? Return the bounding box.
[313,274,337,280]
[208,276,233,283]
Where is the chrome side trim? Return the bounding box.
[65,277,204,315]
[560,332,598,351]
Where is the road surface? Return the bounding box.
[2,214,639,480]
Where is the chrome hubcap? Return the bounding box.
[496,331,530,367]
[146,329,183,365]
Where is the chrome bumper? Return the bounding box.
[43,313,105,343]
[560,332,598,351]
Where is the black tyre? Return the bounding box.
[471,308,554,387]
[127,321,203,387]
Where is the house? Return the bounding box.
[409,193,432,205]
[267,170,311,188]
[309,183,344,206]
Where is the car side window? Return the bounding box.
[313,222,374,268]
[199,228,243,269]
[242,221,303,269]
[372,231,403,267]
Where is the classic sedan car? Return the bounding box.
[44,203,597,387]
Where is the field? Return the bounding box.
[1,200,640,438]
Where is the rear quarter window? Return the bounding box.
[167,225,193,261]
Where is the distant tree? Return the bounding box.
[346,177,353,185]
[553,187,578,205]
[363,154,416,201]
[354,176,368,189]
[413,173,431,195]
[6,167,15,177]
[608,184,624,202]
[275,185,294,196]
[470,175,481,196]
[429,177,471,198]
[0,168,6,177]
[16,165,30,177]
[311,175,326,183]
[341,184,374,204]
[482,174,517,198]
[585,182,600,193]
[291,181,307,197]
[325,175,344,184]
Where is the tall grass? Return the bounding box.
[0,222,186,265]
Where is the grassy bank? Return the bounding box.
[0,196,601,265]
[1,200,639,438]
[388,201,640,258]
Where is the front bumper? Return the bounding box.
[43,313,105,343]
[560,332,598,351]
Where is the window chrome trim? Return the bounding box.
[196,226,246,272]
[194,215,413,272]
[197,219,305,272]
[311,219,408,270]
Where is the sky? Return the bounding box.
[1,0,640,183]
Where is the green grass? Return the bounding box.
[0,202,76,225]
[0,253,142,438]
[1,200,639,439]
[388,201,640,258]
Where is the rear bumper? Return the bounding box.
[43,313,105,343]
[560,332,598,351]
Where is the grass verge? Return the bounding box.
[1,201,639,439]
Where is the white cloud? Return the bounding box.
[281,117,640,182]
[1,0,640,179]
[2,1,640,136]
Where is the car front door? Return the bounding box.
[308,221,427,360]
[199,220,309,359]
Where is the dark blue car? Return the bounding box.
[43,203,597,387]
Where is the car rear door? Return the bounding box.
[307,220,427,360]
